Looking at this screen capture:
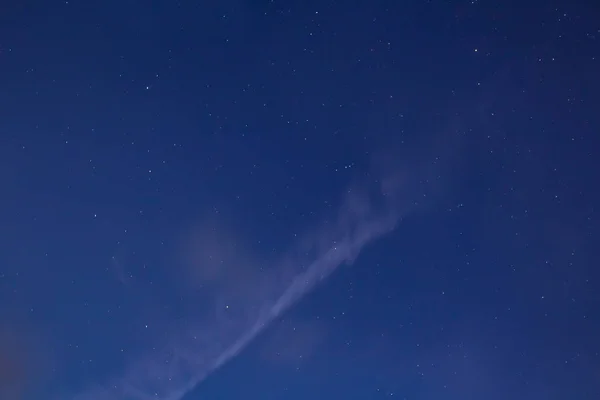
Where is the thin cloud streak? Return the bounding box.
[68,138,459,400]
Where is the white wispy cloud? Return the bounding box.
[66,136,461,400]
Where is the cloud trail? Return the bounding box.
[68,141,456,400]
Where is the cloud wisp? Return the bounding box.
[68,140,457,400]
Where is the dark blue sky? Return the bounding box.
[1,1,598,399]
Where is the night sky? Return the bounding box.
[1,0,599,399]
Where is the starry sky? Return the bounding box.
[1,0,599,399]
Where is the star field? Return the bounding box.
[0,1,598,399]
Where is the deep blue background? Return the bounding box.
[1,0,598,399]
